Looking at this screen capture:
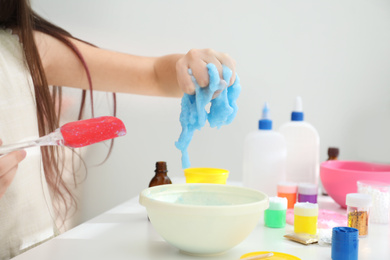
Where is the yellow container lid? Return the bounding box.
[240,251,300,260]
[184,168,229,184]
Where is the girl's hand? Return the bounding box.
[0,139,26,199]
[176,48,236,95]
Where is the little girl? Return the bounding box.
[0,0,237,258]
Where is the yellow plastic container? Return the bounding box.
[294,202,318,235]
[184,168,229,184]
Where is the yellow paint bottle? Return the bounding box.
[294,202,318,235]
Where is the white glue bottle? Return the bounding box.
[243,102,287,197]
[279,96,320,184]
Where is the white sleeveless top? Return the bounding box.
[0,28,56,259]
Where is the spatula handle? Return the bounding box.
[0,130,63,156]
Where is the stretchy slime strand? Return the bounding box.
[61,116,127,148]
[175,63,241,169]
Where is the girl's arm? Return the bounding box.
[34,31,236,97]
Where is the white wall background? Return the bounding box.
[32,0,390,225]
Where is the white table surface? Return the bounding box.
[14,185,390,260]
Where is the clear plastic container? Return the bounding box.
[243,102,287,196]
[346,193,372,237]
[279,96,320,184]
[357,180,390,224]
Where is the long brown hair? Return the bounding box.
[0,0,116,224]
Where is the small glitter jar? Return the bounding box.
[357,180,390,224]
[331,227,359,260]
[294,202,318,235]
[297,183,318,203]
[264,197,288,228]
[277,182,297,209]
[346,193,372,237]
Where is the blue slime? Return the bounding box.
[175,63,241,169]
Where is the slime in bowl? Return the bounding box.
[139,184,268,256]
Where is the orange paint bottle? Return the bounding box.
[277,182,298,209]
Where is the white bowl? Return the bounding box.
[139,184,268,256]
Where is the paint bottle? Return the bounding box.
[294,202,318,235]
[277,182,297,209]
[264,197,288,228]
[243,102,287,197]
[346,193,372,237]
[279,96,320,184]
[149,161,172,188]
[297,183,318,203]
[331,227,359,260]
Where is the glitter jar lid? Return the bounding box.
[298,183,318,195]
[346,193,372,208]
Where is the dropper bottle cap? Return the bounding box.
[291,96,304,121]
[155,161,168,173]
[328,147,339,158]
[258,102,272,130]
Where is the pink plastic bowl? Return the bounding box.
[320,160,390,208]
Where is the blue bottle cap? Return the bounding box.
[291,96,304,121]
[331,227,359,260]
[259,102,272,130]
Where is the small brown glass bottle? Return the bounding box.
[327,147,339,161]
[149,161,172,188]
